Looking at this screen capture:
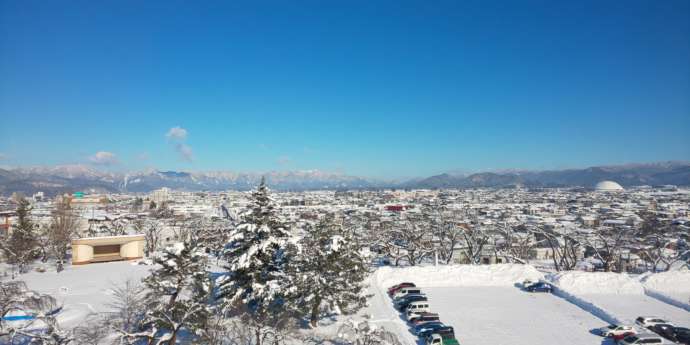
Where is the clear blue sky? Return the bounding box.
[1,0,688,178]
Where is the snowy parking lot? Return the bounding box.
[419,286,603,345]
[373,265,690,345]
[563,294,690,329]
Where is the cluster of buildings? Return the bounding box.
[0,181,688,271]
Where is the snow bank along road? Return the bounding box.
[547,271,690,328]
[373,265,604,345]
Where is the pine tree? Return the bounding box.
[287,215,369,328]
[218,177,293,344]
[139,239,211,345]
[2,197,38,274]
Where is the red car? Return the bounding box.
[388,282,416,296]
[613,332,636,341]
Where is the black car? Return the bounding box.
[419,326,454,339]
[674,327,690,345]
[649,324,677,342]
[393,292,424,304]
[525,282,553,293]
[395,295,427,310]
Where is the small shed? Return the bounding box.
[72,234,145,265]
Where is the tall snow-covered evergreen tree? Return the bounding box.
[137,239,211,345]
[218,177,293,335]
[2,197,38,274]
[287,215,369,327]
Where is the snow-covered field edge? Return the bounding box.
[547,284,620,325]
[643,288,690,312]
[639,270,690,311]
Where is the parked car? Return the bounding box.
[413,322,445,336]
[388,282,416,296]
[612,332,638,341]
[425,332,460,345]
[635,317,672,329]
[410,312,440,325]
[674,327,690,345]
[419,326,454,339]
[618,333,675,344]
[406,310,439,323]
[395,295,427,310]
[405,301,430,317]
[598,324,637,337]
[525,282,553,293]
[393,287,423,300]
[393,292,426,304]
[649,324,677,342]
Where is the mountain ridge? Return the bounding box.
[1,161,689,196]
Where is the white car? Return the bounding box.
[393,288,422,300]
[617,333,674,344]
[598,324,636,337]
[635,316,672,329]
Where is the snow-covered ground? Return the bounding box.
[640,270,690,312]
[547,271,690,328]
[6,261,151,329]
[421,286,603,345]
[372,264,607,345]
[7,261,689,345]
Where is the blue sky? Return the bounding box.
[1,0,688,178]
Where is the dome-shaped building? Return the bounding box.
[595,180,624,192]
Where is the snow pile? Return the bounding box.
[546,271,644,295]
[376,264,543,288]
[642,270,690,294]
[641,270,690,311]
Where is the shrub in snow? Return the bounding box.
[336,319,403,345]
[0,280,71,344]
[121,239,211,345]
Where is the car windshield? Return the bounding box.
[607,325,617,329]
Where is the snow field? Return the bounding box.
[373,265,606,345]
[16,261,152,329]
[640,270,690,312]
[546,271,690,328]
[424,286,603,345]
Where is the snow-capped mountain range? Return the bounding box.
[0,165,381,196]
[1,161,689,196]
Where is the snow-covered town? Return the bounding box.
[2,0,689,344]
[1,180,688,345]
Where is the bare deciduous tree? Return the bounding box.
[379,218,434,266]
[531,227,581,271]
[48,200,78,272]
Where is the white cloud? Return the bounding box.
[166,126,188,140]
[0,153,7,160]
[277,155,292,166]
[137,152,150,161]
[88,151,118,165]
[176,143,194,162]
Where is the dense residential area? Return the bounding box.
[0,179,688,344]
[2,0,689,344]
